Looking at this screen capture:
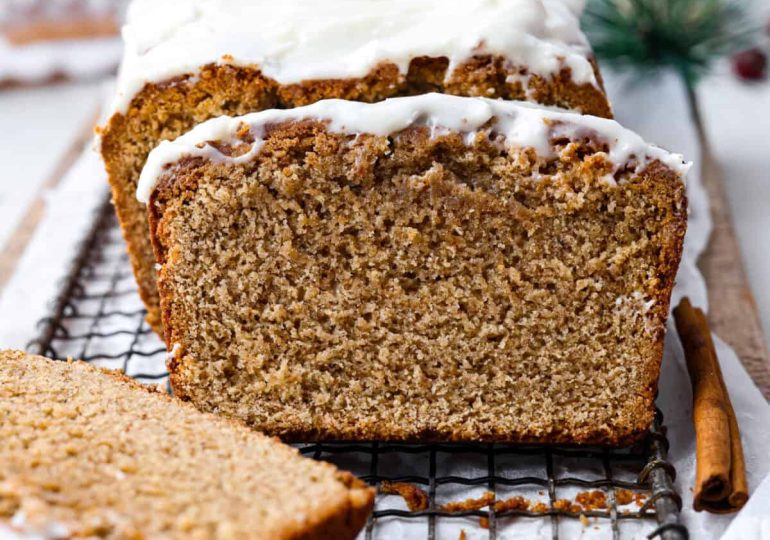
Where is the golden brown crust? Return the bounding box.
[281,472,373,540]
[101,57,612,335]
[0,349,374,539]
[147,121,686,447]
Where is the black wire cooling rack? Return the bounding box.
[27,192,688,540]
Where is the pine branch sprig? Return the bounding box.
[583,0,759,84]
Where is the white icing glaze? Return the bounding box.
[111,0,599,114]
[137,93,690,203]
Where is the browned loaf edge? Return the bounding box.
[0,349,374,540]
[147,121,686,447]
[100,57,612,334]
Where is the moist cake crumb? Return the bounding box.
[145,95,687,445]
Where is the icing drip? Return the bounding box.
[137,93,690,203]
[111,0,599,114]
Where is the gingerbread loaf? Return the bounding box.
[141,94,688,446]
[0,350,373,539]
[99,0,613,333]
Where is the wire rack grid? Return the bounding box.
[27,193,688,540]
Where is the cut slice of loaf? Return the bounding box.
[99,0,613,334]
[0,350,373,539]
[144,94,688,446]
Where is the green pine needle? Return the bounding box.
[583,0,758,85]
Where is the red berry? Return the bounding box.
[732,48,767,81]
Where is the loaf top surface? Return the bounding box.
[137,93,690,203]
[0,349,373,539]
[111,0,600,114]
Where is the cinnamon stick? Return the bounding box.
[673,297,749,513]
[698,306,749,510]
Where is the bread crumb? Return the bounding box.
[494,495,529,512]
[575,490,607,510]
[616,489,633,505]
[379,481,428,511]
[440,491,495,512]
[553,499,581,513]
[615,488,648,507]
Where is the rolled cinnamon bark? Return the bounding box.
[698,306,749,510]
[673,297,749,513]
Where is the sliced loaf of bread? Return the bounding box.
[100,0,612,333]
[142,94,688,445]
